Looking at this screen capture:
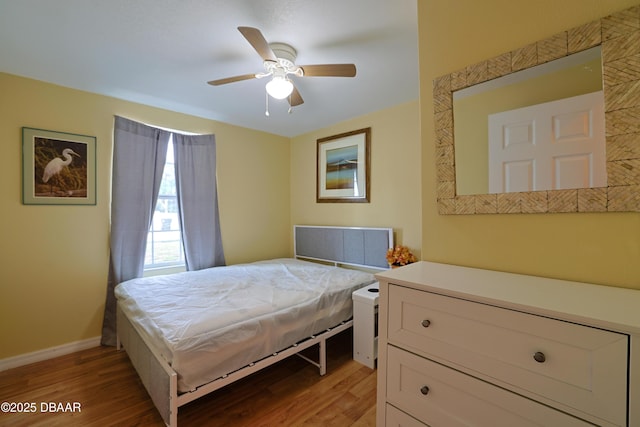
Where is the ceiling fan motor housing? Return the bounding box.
[270,42,297,63]
[265,43,302,76]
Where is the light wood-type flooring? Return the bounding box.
[0,330,376,426]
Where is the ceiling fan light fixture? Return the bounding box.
[266,76,293,99]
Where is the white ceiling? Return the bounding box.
[0,0,419,137]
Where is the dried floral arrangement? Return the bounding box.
[386,245,417,267]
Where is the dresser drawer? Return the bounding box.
[386,404,428,427]
[387,345,594,427]
[388,284,628,426]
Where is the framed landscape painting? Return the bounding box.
[22,127,96,205]
[317,127,371,203]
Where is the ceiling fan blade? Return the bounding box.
[238,26,277,62]
[207,73,257,86]
[299,64,356,77]
[288,85,304,107]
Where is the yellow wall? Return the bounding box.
[419,0,640,288]
[290,101,422,256]
[0,73,291,359]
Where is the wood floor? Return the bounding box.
[0,330,377,426]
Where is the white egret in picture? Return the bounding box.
[34,138,88,197]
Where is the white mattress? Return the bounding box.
[115,258,375,392]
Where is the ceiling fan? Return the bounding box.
[207,27,357,110]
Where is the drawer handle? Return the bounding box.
[421,319,431,328]
[533,351,546,363]
[420,385,430,395]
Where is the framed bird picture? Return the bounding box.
[22,127,96,205]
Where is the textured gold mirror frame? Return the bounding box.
[433,5,640,214]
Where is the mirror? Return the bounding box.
[454,47,604,195]
[433,5,640,214]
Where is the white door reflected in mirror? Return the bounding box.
[488,91,606,193]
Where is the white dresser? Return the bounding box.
[375,261,640,427]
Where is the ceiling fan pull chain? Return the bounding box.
[265,91,270,117]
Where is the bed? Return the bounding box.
[116,225,393,426]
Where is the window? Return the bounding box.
[144,139,185,269]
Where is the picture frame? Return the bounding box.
[22,127,96,205]
[317,127,371,203]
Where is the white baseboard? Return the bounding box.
[0,336,102,372]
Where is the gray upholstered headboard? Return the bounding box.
[294,225,393,270]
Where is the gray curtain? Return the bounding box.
[173,133,225,270]
[100,116,171,346]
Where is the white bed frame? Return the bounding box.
[116,225,393,426]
